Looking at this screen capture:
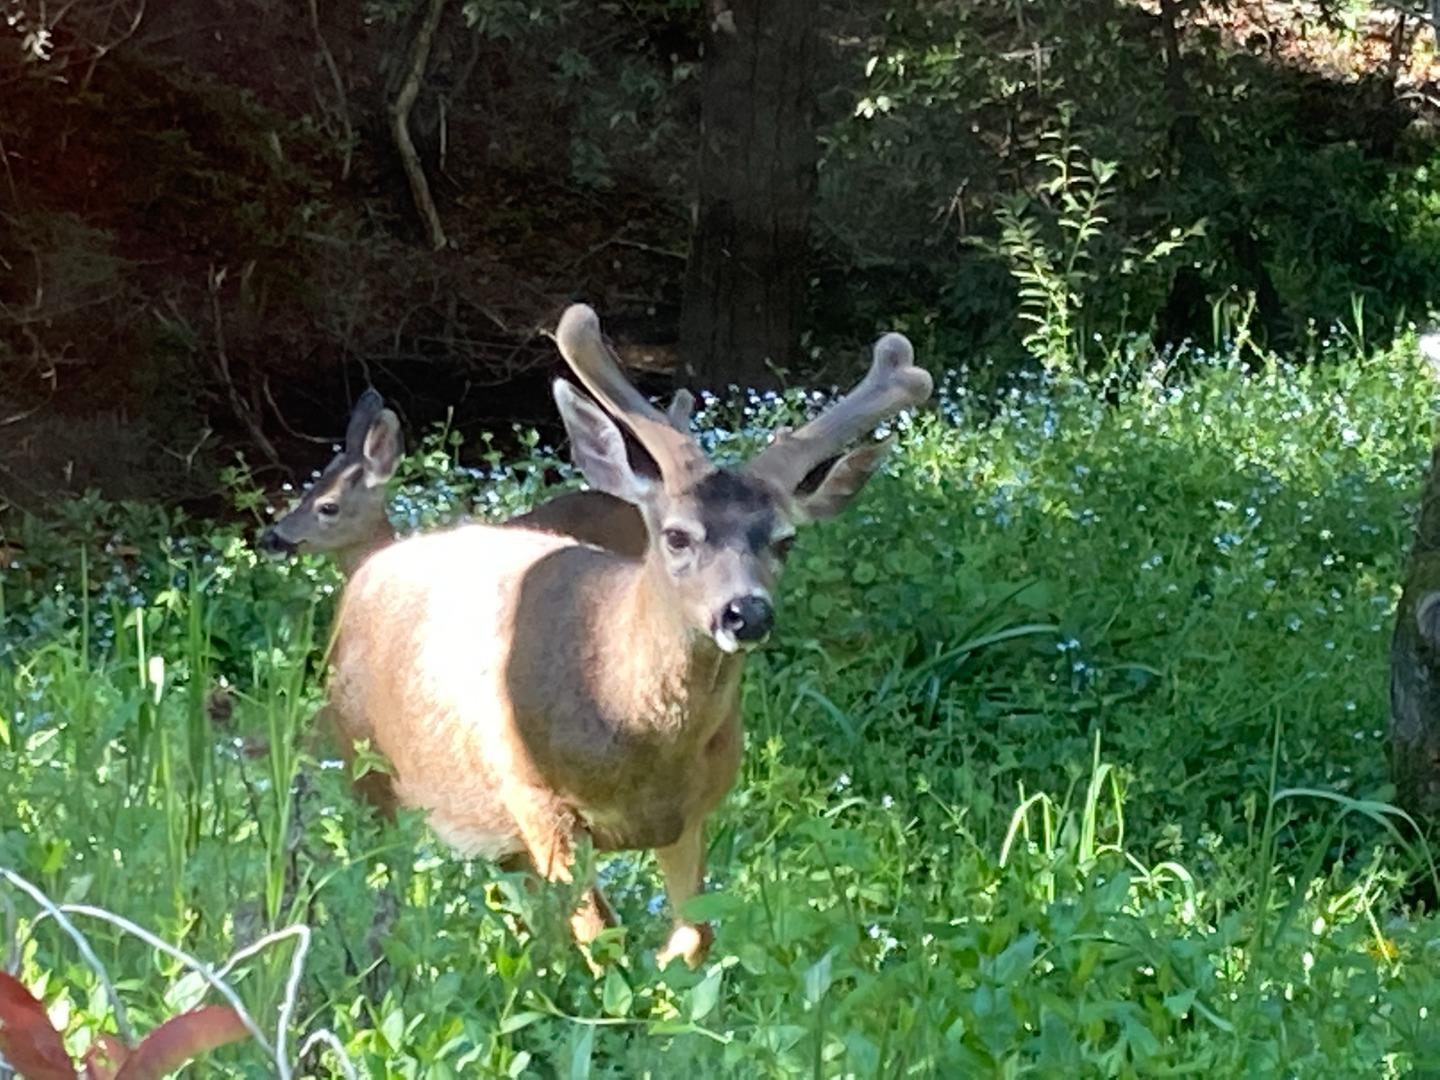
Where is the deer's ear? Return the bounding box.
[346,388,385,454]
[792,437,893,523]
[361,409,402,488]
[667,388,695,429]
[554,380,654,505]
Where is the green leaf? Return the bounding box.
[681,891,745,923]
[568,1023,594,1080]
[805,948,836,1005]
[498,1010,546,1035]
[602,969,633,1018]
[992,932,1039,986]
[163,970,208,1015]
[1164,989,1196,1018]
[379,1006,405,1052]
[690,967,723,1021]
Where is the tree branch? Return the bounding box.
[208,268,280,468]
[389,0,449,250]
[307,0,354,181]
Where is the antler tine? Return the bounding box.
[553,304,707,481]
[746,332,932,492]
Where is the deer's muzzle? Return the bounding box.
[257,528,299,558]
[714,594,774,653]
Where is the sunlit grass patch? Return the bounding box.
[2,335,1439,1075]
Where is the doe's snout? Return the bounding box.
[258,528,298,558]
[720,594,775,645]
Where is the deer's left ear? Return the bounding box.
[792,437,894,523]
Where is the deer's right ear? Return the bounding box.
[361,409,402,488]
[554,379,654,505]
[792,436,893,523]
[667,388,695,430]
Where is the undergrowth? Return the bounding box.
[2,334,1438,1076]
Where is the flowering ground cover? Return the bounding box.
[1,337,1436,1076]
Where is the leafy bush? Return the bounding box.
[817,0,1440,360]
[2,333,1439,1074]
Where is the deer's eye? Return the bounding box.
[317,501,341,519]
[772,535,796,561]
[663,528,695,554]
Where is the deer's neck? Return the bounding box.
[605,557,746,737]
[336,519,398,578]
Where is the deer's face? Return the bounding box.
[257,390,402,562]
[648,469,797,652]
[553,379,897,655]
[259,455,389,558]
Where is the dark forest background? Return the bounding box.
[5,0,1440,512]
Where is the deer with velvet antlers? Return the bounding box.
[326,304,931,968]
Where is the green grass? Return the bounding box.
[2,338,1439,1077]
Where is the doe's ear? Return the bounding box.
[666,388,695,430]
[345,388,385,455]
[793,436,894,523]
[553,379,654,505]
[361,409,402,488]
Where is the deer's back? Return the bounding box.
[330,523,590,856]
[512,489,649,559]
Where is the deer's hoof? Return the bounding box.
[657,922,713,970]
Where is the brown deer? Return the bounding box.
[326,304,931,968]
[258,387,696,574]
[259,386,688,817]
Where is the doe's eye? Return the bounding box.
[317,502,341,519]
[773,536,797,560]
[663,528,694,554]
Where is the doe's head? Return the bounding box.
[551,304,931,654]
[258,389,402,560]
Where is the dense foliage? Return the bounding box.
[7,0,1440,501]
[2,330,1437,1075]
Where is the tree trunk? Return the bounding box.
[679,0,819,389]
[1391,429,1440,823]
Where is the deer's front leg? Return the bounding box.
[507,792,616,950]
[655,823,713,969]
[497,850,618,933]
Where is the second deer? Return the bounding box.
[258,386,695,573]
[326,305,931,968]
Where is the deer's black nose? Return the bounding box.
[721,595,774,643]
[258,528,297,557]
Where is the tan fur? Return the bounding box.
[262,391,678,824]
[325,306,931,969]
[330,520,745,966]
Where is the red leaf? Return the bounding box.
[112,1007,250,1080]
[81,1034,131,1080]
[0,971,77,1080]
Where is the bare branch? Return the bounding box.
[307,0,354,181]
[389,0,449,250]
[208,267,280,468]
